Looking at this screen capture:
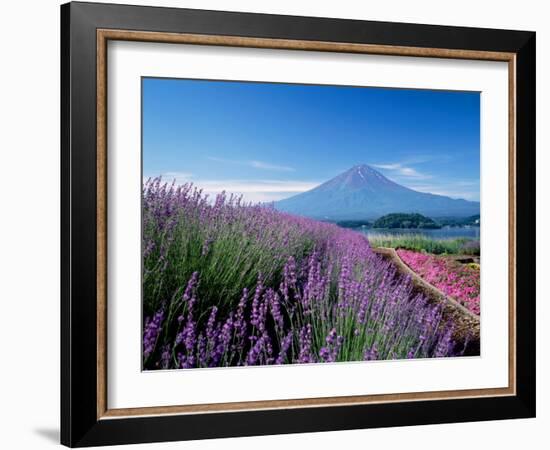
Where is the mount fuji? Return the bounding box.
[275,164,479,220]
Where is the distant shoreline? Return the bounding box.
[359,226,480,241]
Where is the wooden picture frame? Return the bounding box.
[61,1,535,447]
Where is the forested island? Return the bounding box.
[335,219,373,229]
[372,213,441,229]
[435,215,480,227]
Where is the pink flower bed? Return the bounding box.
[397,249,480,315]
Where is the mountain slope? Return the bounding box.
[275,164,479,220]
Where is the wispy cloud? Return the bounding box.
[371,162,432,180]
[454,180,480,187]
[405,182,480,201]
[197,179,317,194]
[371,163,401,171]
[150,172,318,203]
[144,172,194,185]
[249,160,295,171]
[196,179,318,203]
[371,160,479,201]
[208,156,295,172]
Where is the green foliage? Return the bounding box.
[335,219,373,229]
[435,215,480,227]
[373,213,441,229]
[369,234,480,256]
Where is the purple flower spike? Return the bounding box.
[143,307,165,360]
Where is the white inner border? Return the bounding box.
[107,40,509,409]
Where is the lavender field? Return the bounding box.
[142,178,467,370]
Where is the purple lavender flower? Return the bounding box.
[206,306,218,342]
[319,328,342,362]
[143,307,165,360]
[364,344,379,361]
[160,344,171,369]
[275,331,293,364]
[268,289,284,329]
[298,324,314,364]
[246,332,269,366]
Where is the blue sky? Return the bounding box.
[143,78,480,203]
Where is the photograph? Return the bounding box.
[141,78,481,370]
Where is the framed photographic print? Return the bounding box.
[60,1,536,447]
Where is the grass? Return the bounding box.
[368,233,480,256]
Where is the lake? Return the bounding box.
[356,226,480,240]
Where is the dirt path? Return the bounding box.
[373,247,480,355]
